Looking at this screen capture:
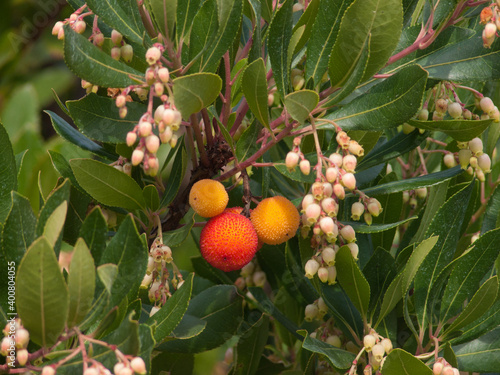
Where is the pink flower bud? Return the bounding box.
[146,46,162,65]
[111,30,123,45]
[170,134,178,148]
[119,107,128,119]
[17,348,28,366]
[485,22,497,38]
[131,149,144,166]
[469,137,483,155]
[57,26,65,40]
[311,181,325,200]
[147,157,159,176]
[322,246,336,266]
[318,267,329,283]
[301,194,315,211]
[111,46,121,60]
[154,106,165,123]
[381,338,393,354]
[93,32,104,46]
[342,154,357,172]
[16,329,29,348]
[116,95,126,108]
[418,108,429,121]
[121,44,134,62]
[447,102,462,119]
[163,108,175,125]
[285,152,299,171]
[458,149,472,169]
[268,93,275,106]
[351,202,364,220]
[139,121,152,137]
[336,131,350,149]
[478,153,491,172]
[340,225,356,243]
[145,68,156,84]
[304,304,318,321]
[333,183,345,199]
[130,357,147,374]
[74,20,86,34]
[329,153,343,167]
[341,173,356,191]
[319,216,336,237]
[348,140,364,157]
[158,67,170,83]
[326,167,338,183]
[321,197,338,217]
[114,363,125,375]
[433,362,444,375]
[41,366,56,375]
[300,159,311,175]
[119,367,133,375]
[224,348,234,364]
[443,153,456,168]
[172,110,182,129]
[442,366,454,375]
[490,106,500,122]
[52,21,64,35]
[305,259,320,278]
[154,82,164,97]
[327,266,337,284]
[305,203,321,224]
[347,243,359,259]
[160,126,173,144]
[126,131,137,146]
[480,97,495,113]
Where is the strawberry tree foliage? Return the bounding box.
[2,0,500,374]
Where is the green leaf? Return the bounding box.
[443,276,498,337]
[301,331,356,370]
[284,90,319,124]
[382,349,433,374]
[268,0,293,98]
[242,58,269,128]
[147,273,194,341]
[347,217,417,234]
[146,0,177,40]
[138,323,156,374]
[48,150,84,193]
[196,0,244,73]
[67,238,96,328]
[16,237,69,347]
[407,118,492,142]
[177,0,203,43]
[173,73,222,119]
[234,314,270,375]
[0,122,17,201]
[328,0,402,87]
[305,0,353,86]
[160,144,187,208]
[70,158,146,211]
[482,184,500,234]
[97,264,118,295]
[66,94,146,144]
[158,285,243,352]
[358,166,464,196]
[99,216,148,308]
[418,35,500,81]
[335,246,370,318]
[79,207,107,264]
[188,0,219,64]
[43,201,68,248]
[236,120,261,163]
[247,0,263,62]
[291,0,320,55]
[143,185,160,211]
[63,26,142,88]
[414,181,474,329]
[440,228,500,325]
[454,327,500,372]
[321,65,428,131]
[45,110,117,160]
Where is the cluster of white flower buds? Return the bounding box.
[402,187,428,210]
[112,357,147,375]
[304,297,329,322]
[362,332,393,372]
[108,30,134,63]
[309,317,343,349]
[480,2,500,48]
[234,260,267,290]
[52,8,87,40]
[1,319,30,367]
[432,357,460,375]
[285,140,311,176]
[452,137,492,181]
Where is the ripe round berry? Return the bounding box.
[189,179,229,218]
[200,212,259,272]
[250,196,300,245]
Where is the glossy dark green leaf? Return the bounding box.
[268,0,293,98]
[99,216,149,307]
[79,206,107,264]
[48,150,84,193]
[16,237,68,347]
[147,273,194,340]
[454,327,500,372]
[158,285,243,352]
[63,26,142,88]
[284,90,319,124]
[173,73,222,119]
[328,0,402,87]
[197,0,243,73]
[321,65,428,132]
[177,0,203,43]
[146,0,176,40]
[440,228,500,325]
[335,246,370,318]
[236,120,261,163]
[301,331,356,370]
[242,58,269,128]
[138,323,156,374]
[0,123,17,201]
[42,201,67,248]
[70,158,146,211]
[234,314,270,375]
[45,110,117,160]
[66,94,146,143]
[358,166,464,196]
[305,0,353,86]
[407,118,492,142]
[247,0,263,62]
[443,276,498,337]
[67,238,96,328]
[481,184,500,234]
[291,0,320,55]
[382,349,433,374]
[160,143,187,207]
[188,0,219,64]
[414,181,474,329]
[143,185,160,211]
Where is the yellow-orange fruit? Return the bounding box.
[223,206,244,215]
[250,196,300,245]
[200,212,259,272]
[189,179,229,218]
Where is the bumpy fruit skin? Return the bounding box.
[251,196,300,245]
[189,179,229,218]
[200,212,259,272]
